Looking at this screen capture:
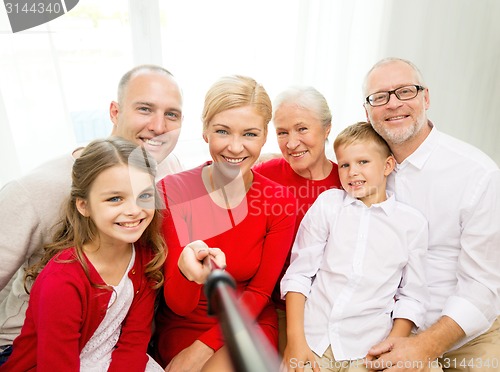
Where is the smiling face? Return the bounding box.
[76,164,155,249]
[364,60,430,147]
[203,105,267,185]
[335,140,395,207]
[110,71,183,164]
[274,103,330,179]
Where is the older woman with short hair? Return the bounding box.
[253,86,342,354]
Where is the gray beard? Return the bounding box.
[374,113,427,145]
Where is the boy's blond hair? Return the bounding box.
[334,121,392,157]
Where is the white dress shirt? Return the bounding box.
[281,189,428,361]
[387,124,500,349]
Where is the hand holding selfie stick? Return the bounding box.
[204,260,281,372]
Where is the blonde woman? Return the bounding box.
[153,76,297,371]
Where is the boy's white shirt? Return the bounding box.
[281,189,429,361]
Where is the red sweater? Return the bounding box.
[154,162,297,366]
[253,157,341,309]
[1,245,157,372]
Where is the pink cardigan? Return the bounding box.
[1,245,157,372]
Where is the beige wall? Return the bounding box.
[381,0,500,165]
[293,0,500,165]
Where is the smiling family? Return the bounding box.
[0,58,499,372]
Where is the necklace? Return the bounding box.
[208,165,236,227]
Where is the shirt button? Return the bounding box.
[131,269,136,274]
[136,290,139,295]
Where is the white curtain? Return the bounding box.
[379,0,500,166]
[0,23,76,185]
[0,0,134,186]
[1,0,499,187]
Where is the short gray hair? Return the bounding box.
[273,86,332,128]
[362,57,426,97]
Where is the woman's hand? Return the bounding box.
[178,240,226,284]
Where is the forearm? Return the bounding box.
[163,236,203,314]
[449,170,500,335]
[415,316,465,359]
[388,318,414,338]
[285,292,307,342]
[366,316,467,370]
[164,265,202,315]
[283,292,317,371]
[238,210,296,318]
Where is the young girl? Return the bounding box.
[1,137,166,371]
[152,75,297,371]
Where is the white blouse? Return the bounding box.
[80,247,162,371]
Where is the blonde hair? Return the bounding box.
[334,121,392,157]
[202,75,272,134]
[25,137,166,292]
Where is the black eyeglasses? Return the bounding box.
[365,85,425,107]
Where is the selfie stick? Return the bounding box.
[204,266,281,372]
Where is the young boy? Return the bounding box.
[281,122,429,372]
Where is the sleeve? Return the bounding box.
[32,270,85,371]
[393,216,429,329]
[238,190,297,316]
[0,180,43,290]
[108,269,155,371]
[198,188,297,351]
[280,192,331,298]
[442,169,500,336]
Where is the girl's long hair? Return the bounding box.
[25,137,166,292]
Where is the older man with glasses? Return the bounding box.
[363,57,500,372]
